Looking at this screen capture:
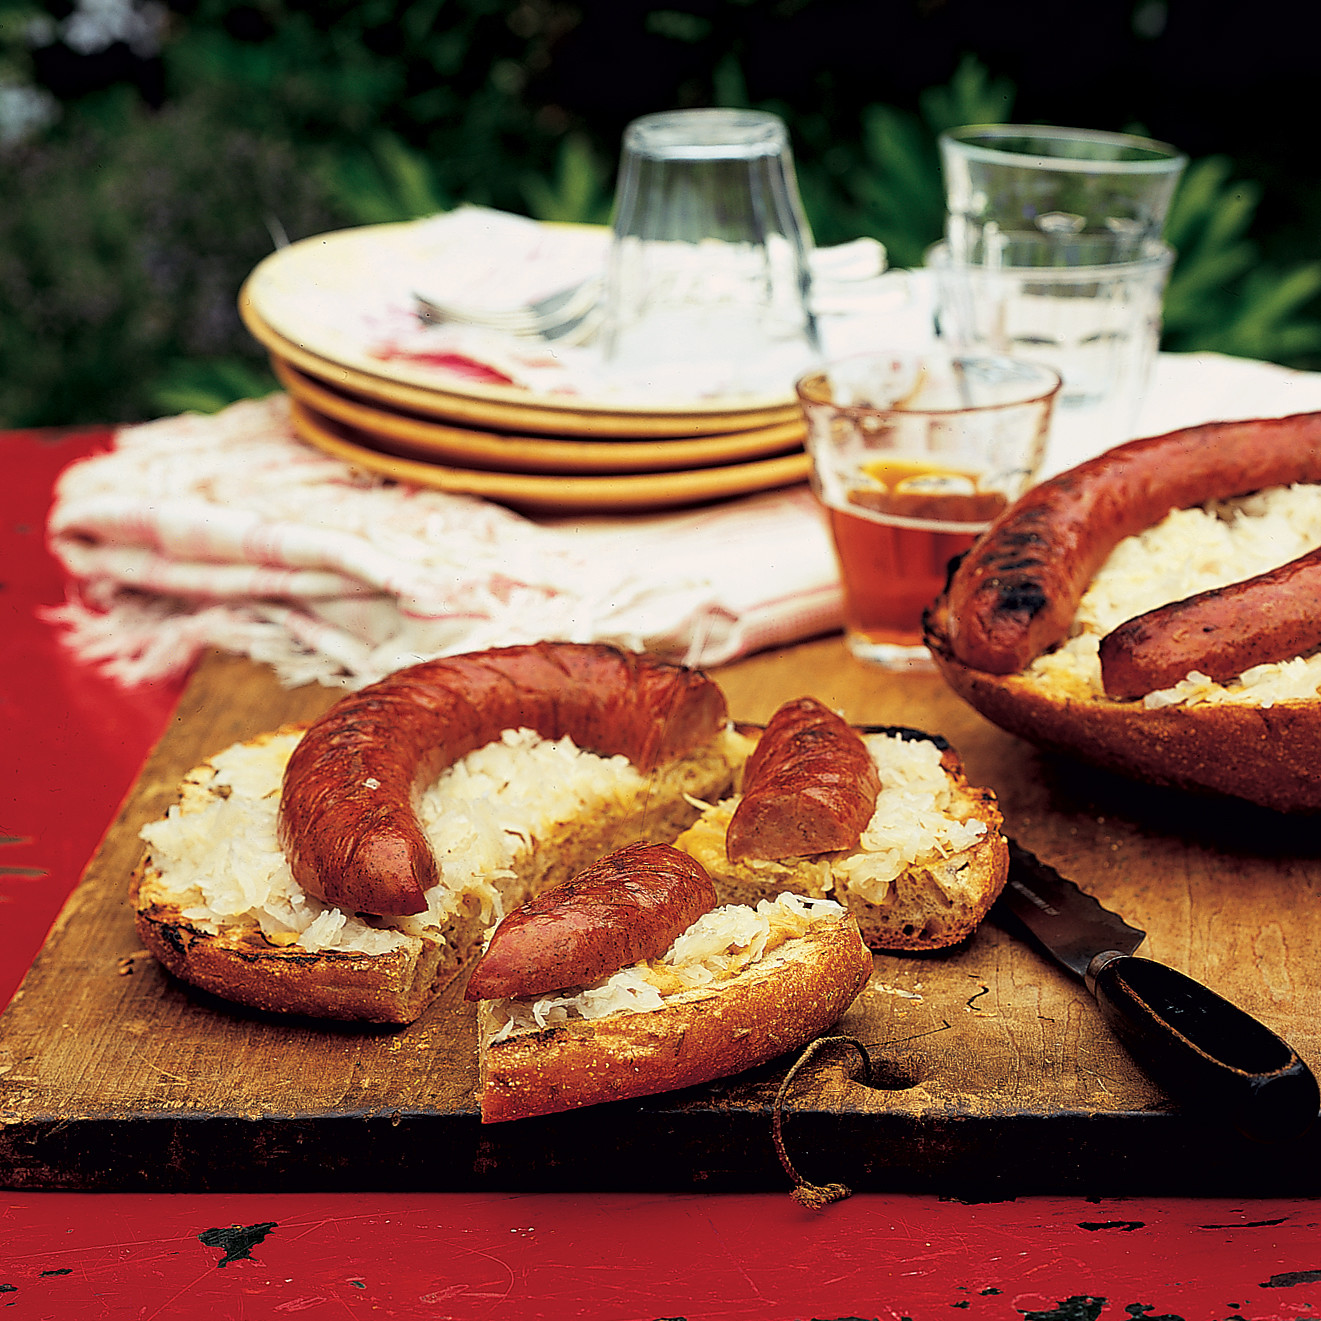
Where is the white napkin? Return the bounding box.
[275,204,910,405]
[45,394,843,689]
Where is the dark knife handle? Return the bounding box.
[1087,952,1320,1143]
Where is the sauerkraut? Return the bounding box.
[1027,482,1321,707]
[487,891,844,1041]
[139,725,663,956]
[676,732,988,907]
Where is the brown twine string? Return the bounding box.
[771,1034,873,1209]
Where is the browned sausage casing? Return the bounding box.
[462,841,718,1001]
[278,642,728,917]
[1099,544,1321,698]
[940,413,1321,676]
[725,696,881,861]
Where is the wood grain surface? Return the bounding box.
[2,640,1318,1194]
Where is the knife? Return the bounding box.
[995,840,1319,1143]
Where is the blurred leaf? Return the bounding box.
[321,132,452,225]
[646,10,712,42]
[0,93,342,426]
[850,105,945,268]
[918,53,1016,134]
[1162,154,1321,363]
[150,358,280,416]
[837,54,1016,269]
[1160,243,1256,323]
[521,133,612,225]
[1214,265,1321,360]
[1240,264,1321,332]
[1165,159,1321,356]
[713,52,750,109]
[1163,156,1231,248]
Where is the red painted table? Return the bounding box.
[3,425,1320,1320]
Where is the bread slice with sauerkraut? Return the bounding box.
[672,726,1009,951]
[132,722,744,1024]
[475,892,873,1123]
[926,481,1321,813]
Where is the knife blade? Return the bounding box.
[995,840,1319,1143]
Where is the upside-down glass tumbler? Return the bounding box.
[601,108,820,399]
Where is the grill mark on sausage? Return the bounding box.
[941,413,1321,675]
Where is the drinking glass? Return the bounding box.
[600,108,820,399]
[797,351,1061,669]
[934,124,1184,458]
[928,236,1173,460]
[939,124,1187,266]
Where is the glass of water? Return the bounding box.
[939,123,1186,265]
[927,236,1174,459]
[932,123,1185,458]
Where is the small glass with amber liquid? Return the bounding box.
[826,458,1009,666]
[797,353,1061,669]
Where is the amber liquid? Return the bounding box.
[827,504,979,649]
[823,459,1004,656]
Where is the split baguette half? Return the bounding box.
[925,613,1321,813]
[924,477,1321,814]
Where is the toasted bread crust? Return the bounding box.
[839,745,1009,951]
[476,913,873,1123]
[132,858,445,1022]
[674,728,1009,952]
[926,592,1321,814]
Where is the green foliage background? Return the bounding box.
[2,0,1319,426]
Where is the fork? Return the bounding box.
[414,276,604,344]
[411,237,889,347]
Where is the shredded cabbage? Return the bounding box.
[1028,482,1321,706]
[142,725,658,956]
[487,892,845,1040]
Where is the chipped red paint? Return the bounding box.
[0,1192,1318,1318]
[4,426,1321,1318]
[1,427,185,1007]
[198,1220,279,1267]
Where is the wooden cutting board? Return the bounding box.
[2,639,1318,1194]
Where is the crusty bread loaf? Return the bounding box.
[133,723,743,1023]
[476,897,873,1123]
[672,726,1009,951]
[924,479,1321,814]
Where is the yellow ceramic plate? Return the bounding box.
[244,297,802,439]
[288,399,812,516]
[273,359,806,476]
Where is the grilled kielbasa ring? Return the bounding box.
[279,642,728,917]
[940,412,1321,679]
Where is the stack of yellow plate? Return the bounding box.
[238,222,811,517]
